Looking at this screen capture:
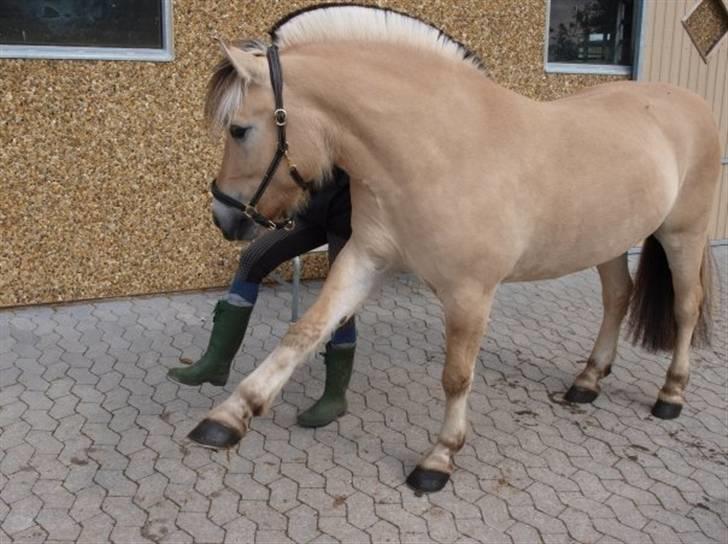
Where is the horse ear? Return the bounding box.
[218,39,267,84]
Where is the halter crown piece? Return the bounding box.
[211,45,312,231]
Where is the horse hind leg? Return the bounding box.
[648,231,712,419]
[640,124,720,418]
[566,253,633,403]
[406,286,493,493]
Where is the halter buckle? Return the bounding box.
[282,218,296,231]
[274,108,288,126]
[243,204,277,231]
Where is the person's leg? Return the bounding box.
[168,222,326,386]
[297,234,356,427]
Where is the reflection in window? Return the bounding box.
[548,0,635,66]
[0,0,163,49]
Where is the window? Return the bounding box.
[0,0,173,61]
[545,0,638,75]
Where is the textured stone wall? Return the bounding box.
[0,0,623,307]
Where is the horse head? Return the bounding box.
[205,40,330,240]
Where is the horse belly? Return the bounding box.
[506,165,677,282]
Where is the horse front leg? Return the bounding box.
[187,241,384,449]
[407,287,494,492]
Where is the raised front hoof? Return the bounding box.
[406,467,450,493]
[651,399,683,420]
[187,419,242,450]
[564,386,599,404]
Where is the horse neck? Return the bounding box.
[283,42,523,182]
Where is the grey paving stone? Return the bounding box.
[176,512,226,543]
[31,479,75,510]
[256,530,297,544]
[7,524,48,543]
[239,500,288,531]
[285,503,321,544]
[2,494,43,535]
[69,486,107,524]
[319,516,372,543]
[35,507,82,541]
[223,517,257,544]
[593,517,653,544]
[0,249,726,543]
[102,496,147,527]
[268,476,300,513]
[506,521,542,543]
[365,519,401,544]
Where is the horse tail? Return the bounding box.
[627,235,714,352]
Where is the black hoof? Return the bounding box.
[406,467,450,493]
[564,386,599,404]
[187,419,242,449]
[651,400,682,420]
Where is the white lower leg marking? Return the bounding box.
[205,241,384,433]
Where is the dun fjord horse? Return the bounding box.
[189,5,720,492]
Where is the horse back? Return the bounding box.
[553,81,721,182]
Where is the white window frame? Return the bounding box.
[0,0,174,62]
[544,0,643,76]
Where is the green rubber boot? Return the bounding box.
[167,300,253,386]
[297,342,355,428]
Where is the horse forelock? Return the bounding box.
[269,3,486,73]
[204,40,267,131]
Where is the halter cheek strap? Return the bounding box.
[212,45,312,231]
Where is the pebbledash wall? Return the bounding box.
[0,0,725,308]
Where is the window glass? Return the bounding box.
[548,0,634,65]
[0,1,163,49]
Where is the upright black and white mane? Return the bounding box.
[205,4,486,129]
[270,4,485,72]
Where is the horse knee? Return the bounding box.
[442,365,472,397]
[282,318,325,350]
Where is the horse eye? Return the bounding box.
[229,125,250,140]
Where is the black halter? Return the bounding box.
[211,45,311,231]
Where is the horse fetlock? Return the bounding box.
[420,442,457,475]
[573,368,603,392]
[657,383,686,405]
[237,386,270,418]
[440,433,466,454]
[665,370,689,390]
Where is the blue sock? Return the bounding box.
[228,276,260,306]
[331,318,356,346]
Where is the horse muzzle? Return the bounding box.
[212,205,258,241]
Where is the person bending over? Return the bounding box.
[168,168,355,428]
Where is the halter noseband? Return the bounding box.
[211,45,311,231]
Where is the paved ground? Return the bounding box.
[1,248,727,544]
